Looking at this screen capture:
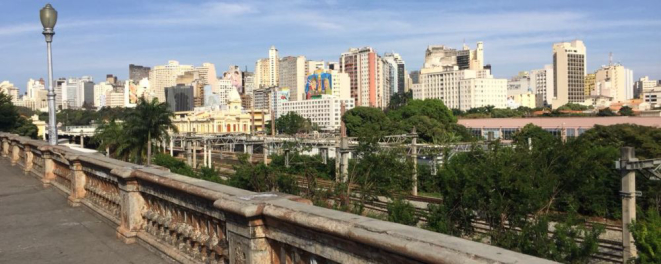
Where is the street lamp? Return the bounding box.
[40,4,58,145]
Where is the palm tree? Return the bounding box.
[92,119,129,158]
[124,98,177,165]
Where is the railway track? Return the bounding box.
[209,157,625,263]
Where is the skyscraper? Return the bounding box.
[530,64,554,107]
[551,40,586,108]
[279,56,306,101]
[339,47,382,107]
[268,46,279,87]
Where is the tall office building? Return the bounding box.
[268,46,279,87]
[551,40,586,109]
[129,64,150,82]
[414,42,507,110]
[382,53,406,107]
[339,47,383,108]
[279,56,307,101]
[196,63,218,88]
[149,60,195,103]
[26,78,45,100]
[254,58,270,89]
[530,65,554,107]
[0,81,19,102]
[165,84,194,112]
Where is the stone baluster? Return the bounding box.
[42,148,55,187]
[10,141,19,166]
[67,158,86,207]
[116,175,145,244]
[1,138,8,157]
[24,145,33,175]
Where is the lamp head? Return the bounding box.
[40,4,58,29]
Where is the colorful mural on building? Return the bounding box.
[305,70,332,99]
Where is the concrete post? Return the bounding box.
[335,145,341,182]
[208,145,212,167]
[320,147,328,164]
[169,137,174,156]
[192,141,197,169]
[79,130,84,148]
[339,137,349,183]
[284,149,290,168]
[42,150,55,187]
[620,147,638,262]
[263,140,269,165]
[203,142,208,168]
[67,159,86,207]
[186,140,192,166]
[411,128,418,196]
[247,144,253,163]
[116,178,145,244]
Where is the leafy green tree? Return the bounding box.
[12,117,38,139]
[631,208,661,263]
[92,120,132,159]
[619,106,635,116]
[387,99,457,126]
[0,92,20,132]
[387,198,418,226]
[512,123,557,148]
[124,98,177,165]
[387,90,412,111]
[597,107,617,116]
[274,112,314,135]
[342,107,393,139]
[557,103,591,111]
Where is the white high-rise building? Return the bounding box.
[530,65,554,106]
[268,46,279,87]
[94,82,114,108]
[279,56,307,101]
[280,95,354,131]
[149,60,195,103]
[551,40,586,109]
[196,63,218,89]
[61,76,93,109]
[414,42,506,110]
[26,78,45,100]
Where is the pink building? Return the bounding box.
[458,117,661,140]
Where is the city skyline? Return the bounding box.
[2,0,661,93]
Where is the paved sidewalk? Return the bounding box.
[0,158,166,264]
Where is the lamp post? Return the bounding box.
[40,3,58,145]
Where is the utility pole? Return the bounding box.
[411,127,418,196]
[616,147,661,263]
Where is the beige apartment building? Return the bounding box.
[279,56,307,101]
[149,60,195,103]
[551,40,586,109]
[593,64,634,102]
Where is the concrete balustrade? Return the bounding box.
[0,132,556,264]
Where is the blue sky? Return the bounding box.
[1,0,660,93]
